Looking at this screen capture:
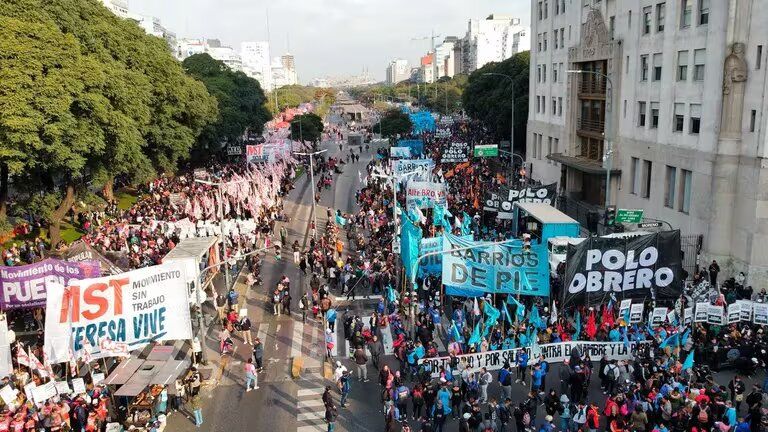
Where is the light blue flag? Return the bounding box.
[461,211,472,236]
[659,332,679,349]
[574,311,582,341]
[502,302,512,325]
[450,322,463,343]
[530,306,544,329]
[335,214,347,226]
[681,328,691,346]
[509,296,526,317]
[622,326,630,349]
[468,322,481,346]
[401,211,423,278]
[433,205,445,227]
[385,285,398,303]
[484,303,501,328]
[682,351,695,370]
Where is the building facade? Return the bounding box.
[207,46,243,72]
[461,14,531,74]
[101,0,129,18]
[241,41,273,90]
[386,59,411,85]
[527,0,768,284]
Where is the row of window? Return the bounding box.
[531,133,560,165]
[536,63,565,84]
[605,1,708,40]
[534,95,564,117]
[638,49,706,82]
[636,101,701,134]
[537,0,567,21]
[628,158,692,214]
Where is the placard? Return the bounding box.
[736,300,753,321]
[405,181,446,209]
[707,305,725,325]
[0,385,17,406]
[683,306,693,325]
[753,303,768,325]
[23,382,35,402]
[71,378,86,395]
[694,302,709,322]
[55,381,71,395]
[483,183,557,218]
[92,373,105,385]
[651,307,668,326]
[666,311,677,324]
[619,299,631,321]
[31,381,56,404]
[727,303,741,324]
[629,303,644,323]
[441,142,469,163]
[390,159,435,182]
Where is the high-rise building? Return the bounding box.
[280,53,298,85]
[420,53,435,83]
[207,46,242,72]
[101,0,129,18]
[460,14,530,74]
[527,0,768,284]
[386,59,410,85]
[435,37,459,78]
[241,41,273,90]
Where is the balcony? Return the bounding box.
[577,117,605,133]
[578,78,607,97]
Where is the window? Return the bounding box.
[677,50,688,81]
[626,56,630,74]
[554,0,559,14]
[544,0,548,19]
[643,6,652,34]
[542,97,546,113]
[630,157,640,194]
[651,102,660,128]
[757,45,763,70]
[657,2,666,32]
[552,98,557,115]
[537,34,542,52]
[698,0,709,25]
[537,65,541,83]
[653,53,663,81]
[558,97,563,116]
[536,96,540,113]
[609,16,615,39]
[690,104,701,134]
[674,103,685,132]
[693,49,705,80]
[554,29,558,49]
[554,138,559,156]
[538,134,543,160]
[681,0,692,28]
[560,0,565,15]
[623,99,627,117]
[542,64,547,82]
[543,32,548,51]
[750,110,757,132]
[560,28,565,47]
[553,64,558,83]
[638,101,647,127]
[642,160,653,198]
[628,10,632,28]
[640,55,649,81]
[665,166,677,208]
[532,134,538,158]
[538,1,543,20]
[679,169,692,213]
[547,137,553,159]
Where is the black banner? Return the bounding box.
[483,183,557,218]
[562,230,684,308]
[441,142,469,163]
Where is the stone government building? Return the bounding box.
[527,0,768,286]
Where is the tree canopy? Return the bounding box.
[0,0,219,244]
[462,52,530,151]
[350,75,467,115]
[266,85,336,118]
[290,113,324,143]
[183,53,271,159]
[373,109,413,138]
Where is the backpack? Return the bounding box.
[698,408,709,423]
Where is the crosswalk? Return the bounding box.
[295,367,328,432]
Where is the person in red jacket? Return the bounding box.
[587,402,601,432]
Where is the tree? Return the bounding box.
[290,113,324,143]
[183,53,271,158]
[462,52,530,153]
[373,109,412,138]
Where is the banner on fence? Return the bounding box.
[419,340,651,375]
[483,184,557,218]
[406,181,446,209]
[441,142,470,163]
[562,230,684,308]
[0,259,101,310]
[441,234,549,297]
[44,262,193,364]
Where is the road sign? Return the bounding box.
[473,144,498,157]
[638,222,662,229]
[615,208,644,224]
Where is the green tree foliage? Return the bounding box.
[266,85,336,118]
[462,52,530,151]
[183,53,271,158]
[350,75,467,115]
[0,0,219,244]
[373,109,413,138]
[290,113,324,143]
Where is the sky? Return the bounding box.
[128,0,530,83]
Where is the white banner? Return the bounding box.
[405,181,446,209]
[629,303,644,323]
[727,303,741,324]
[390,159,434,182]
[44,262,192,364]
[418,340,650,375]
[694,302,709,322]
[651,307,667,326]
[754,303,768,325]
[707,304,725,325]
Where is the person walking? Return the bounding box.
[325,401,338,432]
[353,347,369,382]
[368,336,383,370]
[239,314,252,345]
[479,367,492,404]
[280,225,288,247]
[244,358,259,392]
[709,259,720,286]
[190,393,203,428]
[252,338,264,371]
[292,240,301,264]
[339,371,351,408]
[299,293,310,323]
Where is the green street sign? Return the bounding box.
[474,144,498,157]
[615,208,644,224]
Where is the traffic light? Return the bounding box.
[605,205,617,226]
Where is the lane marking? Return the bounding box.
[297,399,325,409]
[297,388,323,397]
[291,321,304,358]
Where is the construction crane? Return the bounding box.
[411,30,441,101]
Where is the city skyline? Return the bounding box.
[127,0,530,82]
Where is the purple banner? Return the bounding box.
[0,259,101,310]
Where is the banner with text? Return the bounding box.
[44,262,193,364]
[406,181,447,209]
[419,235,473,277]
[0,259,101,310]
[391,159,435,182]
[483,183,558,218]
[441,234,550,297]
[441,142,470,163]
[419,340,650,375]
[562,230,684,308]
[390,147,411,158]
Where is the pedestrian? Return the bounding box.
[280,225,287,246]
[479,367,492,403]
[227,288,239,312]
[327,308,337,332]
[395,381,410,419]
[558,394,572,432]
[709,259,720,286]
[252,338,264,371]
[353,346,369,382]
[299,293,310,323]
[499,363,513,402]
[282,292,292,315]
[368,335,383,370]
[325,401,338,432]
[326,328,336,360]
[339,371,351,408]
[190,393,203,428]
[239,313,252,345]
[272,289,281,316]
[292,240,301,264]
[515,350,528,385]
[729,374,746,412]
[244,358,259,392]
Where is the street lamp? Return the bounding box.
[294,149,328,237]
[567,69,614,209]
[482,73,516,154]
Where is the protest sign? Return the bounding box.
[71,378,86,395]
[441,234,549,297]
[0,385,16,406]
[32,381,56,404]
[683,306,693,325]
[666,310,677,324]
[562,231,684,308]
[419,235,472,277]
[441,142,469,163]
[406,181,446,209]
[0,259,100,310]
[55,381,72,395]
[483,184,557,218]
[44,262,192,364]
[390,159,435,182]
[246,144,266,163]
[753,303,768,325]
[727,303,741,324]
[419,340,651,375]
[736,300,753,321]
[707,304,725,325]
[92,373,105,385]
[23,383,35,402]
[629,303,644,323]
[694,302,709,322]
[390,147,411,158]
[651,307,667,326]
[619,299,631,320]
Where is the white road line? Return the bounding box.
[297,388,322,397]
[297,425,326,432]
[291,321,304,358]
[296,399,325,409]
[256,323,268,345]
[297,412,325,421]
